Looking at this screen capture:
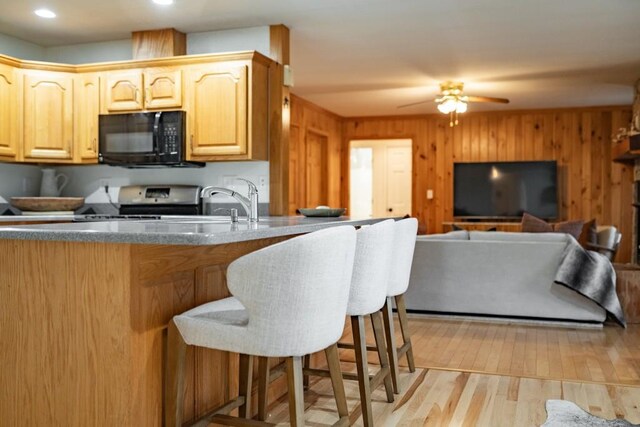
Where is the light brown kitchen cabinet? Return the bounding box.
[23,70,74,162]
[74,73,100,163]
[103,70,144,112]
[102,68,182,112]
[144,68,182,109]
[0,51,272,165]
[184,60,268,161]
[0,63,19,161]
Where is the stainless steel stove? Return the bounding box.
[74,185,203,222]
[74,214,163,222]
[118,185,203,215]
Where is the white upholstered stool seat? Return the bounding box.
[165,226,357,427]
[258,219,397,427]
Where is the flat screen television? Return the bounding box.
[453,161,558,219]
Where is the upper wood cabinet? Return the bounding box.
[184,59,268,161]
[0,64,19,160]
[0,51,272,165]
[23,70,74,162]
[103,70,144,112]
[74,73,100,162]
[102,68,182,112]
[144,68,182,109]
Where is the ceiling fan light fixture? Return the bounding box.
[437,98,458,114]
[455,101,467,113]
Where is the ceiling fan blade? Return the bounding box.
[397,99,434,109]
[466,95,510,104]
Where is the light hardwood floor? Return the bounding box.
[252,318,640,426]
[343,317,640,386]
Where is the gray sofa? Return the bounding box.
[404,231,606,322]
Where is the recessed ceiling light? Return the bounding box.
[152,0,174,5]
[34,8,56,18]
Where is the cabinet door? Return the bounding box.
[185,64,248,158]
[74,73,100,162]
[0,64,18,159]
[144,68,182,109]
[104,70,143,112]
[23,71,74,160]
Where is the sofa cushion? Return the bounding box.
[553,220,584,240]
[522,212,584,240]
[522,212,553,233]
[469,231,568,243]
[417,230,469,241]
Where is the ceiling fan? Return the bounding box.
[399,81,510,127]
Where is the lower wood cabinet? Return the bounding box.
[0,63,19,160]
[23,70,75,162]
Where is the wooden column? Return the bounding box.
[268,24,291,215]
[131,28,186,59]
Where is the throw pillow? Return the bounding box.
[521,212,553,233]
[521,212,584,240]
[553,220,584,240]
[578,219,598,247]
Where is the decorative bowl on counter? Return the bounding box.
[297,206,347,217]
[10,197,85,212]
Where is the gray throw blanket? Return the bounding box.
[554,236,626,327]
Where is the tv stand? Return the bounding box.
[443,221,522,232]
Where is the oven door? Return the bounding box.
[99,112,159,164]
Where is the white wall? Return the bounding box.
[0,27,272,206]
[187,27,270,56]
[0,164,41,202]
[0,33,45,60]
[45,39,132,64]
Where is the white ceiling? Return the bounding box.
[1,0,639,117]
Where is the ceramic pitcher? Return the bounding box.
[40,168,68,197]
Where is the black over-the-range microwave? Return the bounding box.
[98,110,203,168]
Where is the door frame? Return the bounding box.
[344,137,415,218]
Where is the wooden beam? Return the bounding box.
[269,24,291,216]
[131,28,186,59]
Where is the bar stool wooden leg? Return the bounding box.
[238,354,254,418]
[165,319,187,427]
[303,354,311,389]
[395,294,416,372]
[352,315,374,427]
[325,343,349,422]
[287,356,305,427]
[257,356,270,421]
[371,311,394,403]
[382,298,401,394]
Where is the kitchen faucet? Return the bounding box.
[201,178,259,222]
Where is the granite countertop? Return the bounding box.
[0,216,384,245]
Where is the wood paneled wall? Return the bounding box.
[341,107,634,262]
[289,94,343,214]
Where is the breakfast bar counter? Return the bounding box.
[0,216,382,426]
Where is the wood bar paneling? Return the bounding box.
[341,106,634,262]
[288,94,343,214]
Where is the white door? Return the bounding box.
[384,145,412,217]
[350,139,412,218]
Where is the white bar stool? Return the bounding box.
[256,219,397,426]
[164,226,357,427]
[381,217,419,394]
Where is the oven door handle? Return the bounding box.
[153,111,164,156]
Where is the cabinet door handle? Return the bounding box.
[190,135,194,150]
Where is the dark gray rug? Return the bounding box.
[543,400,639,426]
